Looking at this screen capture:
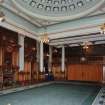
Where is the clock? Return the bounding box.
[12,0,105,21]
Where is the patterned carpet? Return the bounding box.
[0,84,100,105]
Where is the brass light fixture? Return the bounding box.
[100,23,105,34]
[80,56,86,62]
[82,41,92,49]
[40,26,49,44]
[40,32,49,43]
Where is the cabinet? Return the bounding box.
[2,65,15,87]
[68,64,103,82]
[0,65,16,89]
[0,42,19,89]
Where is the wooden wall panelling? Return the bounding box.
[84,64,103,82]
[52,63,67,80]
[12,50,19,82]
[28,62,31,82]
[24,61,28,82]
[18,60,31,85]
[0,66,3,89]
[68,64,103,82]
[24,48,28,81]
[68,64,82,81]
[24,61,31,83]
[12,50,19,66]
[52,65,61,80]
[0,47,3,89]
[96,64,103,81]
[31,62,38,81]
[0,47,3,65]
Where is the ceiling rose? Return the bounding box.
[12,0,105,21]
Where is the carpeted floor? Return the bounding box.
[0,83,100,105]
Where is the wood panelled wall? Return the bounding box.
[0,27,105,85]
[0,47,3,66]
[52,64,66,80]
[68,64,103,82]
[0,27,39,87]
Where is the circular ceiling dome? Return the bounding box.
[12,0,105,21]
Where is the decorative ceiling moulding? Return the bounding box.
[49,33,105,45]
[0,18,40,41]
[48,25,100,40]
[12,0,105,21]
[50,32,101,43]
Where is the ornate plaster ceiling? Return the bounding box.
[12,0,104,21]
[1,0,105,47]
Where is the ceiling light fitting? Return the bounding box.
[82,41,92,49]
[100,23,105,34]
[80,56,86,62]
[40,26,49,44]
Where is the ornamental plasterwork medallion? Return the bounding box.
[12,0,105,21]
